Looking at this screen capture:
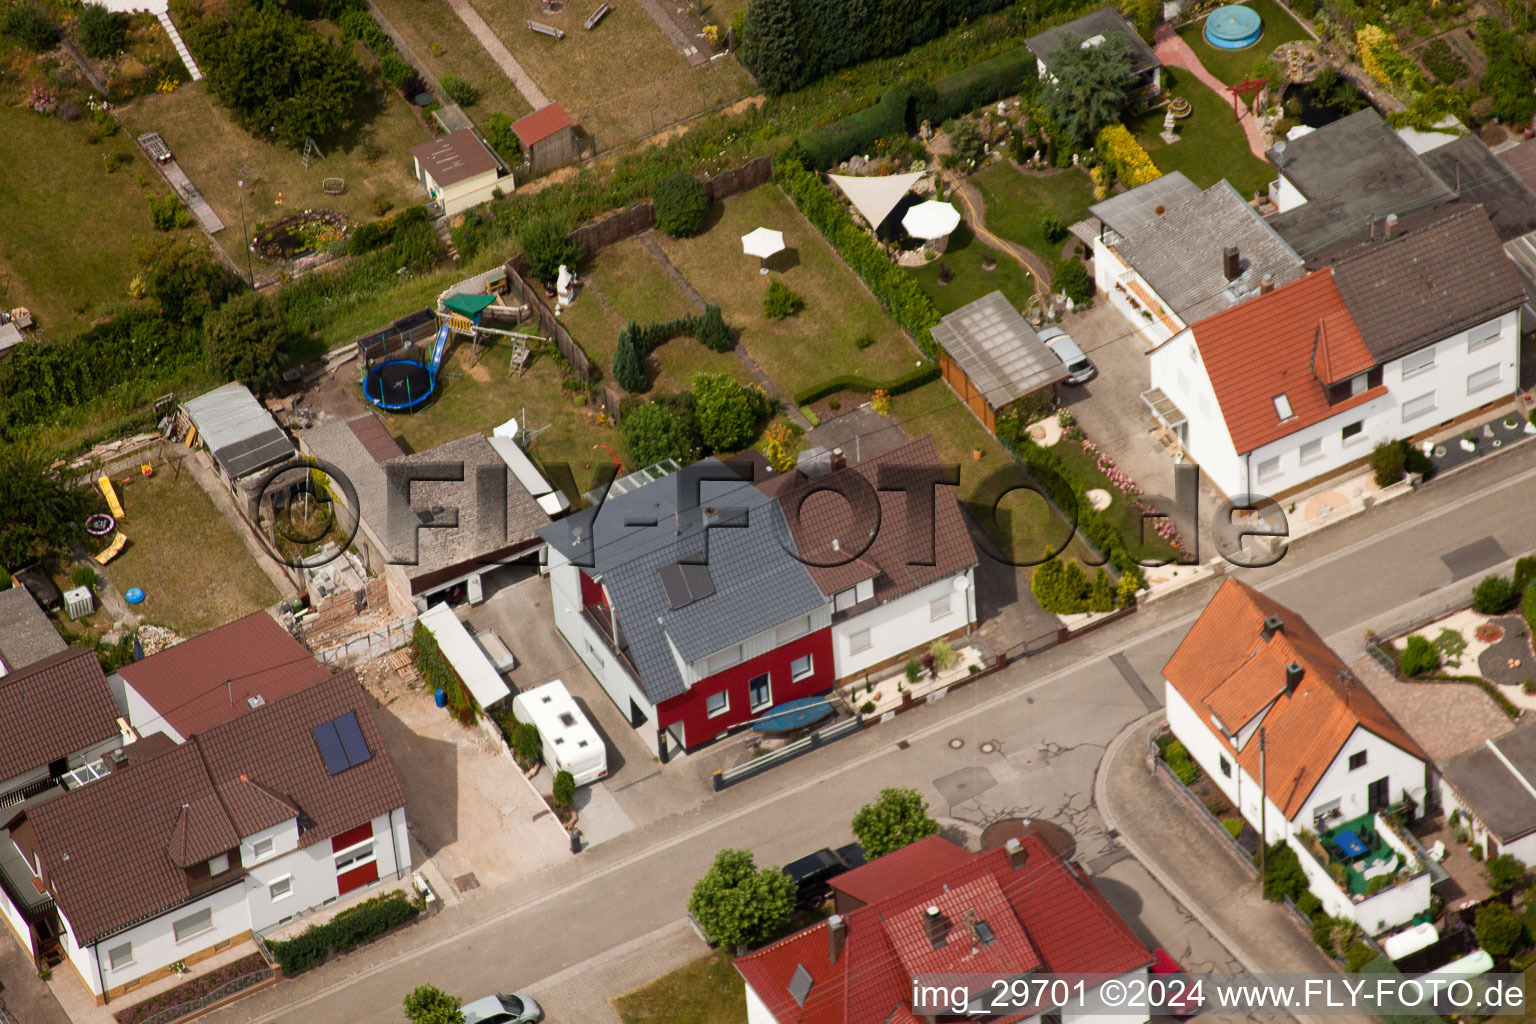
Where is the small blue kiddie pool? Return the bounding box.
[1205,4,1262,49]
[125,587,146,605]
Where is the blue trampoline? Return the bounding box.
[363,321,451,413]
[751,695,835,733]
[1205,4,1262,49]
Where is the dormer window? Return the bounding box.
[209,853,230,875]
[1273,394,1293,420]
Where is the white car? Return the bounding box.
[1039,327,1096,384]
[462,993,543,1024]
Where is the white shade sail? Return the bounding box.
[741,227,785,259]
[827,171,923,229]
[902,200,962,240]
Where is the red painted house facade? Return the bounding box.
[655,627,835,747]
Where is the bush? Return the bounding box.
[696,304,731,352]
[5,3,58,50]
[1222,818,1244,838]
[1051,258,1092,304]
[1258,841,1307,902]
[1398,635,1440,677]
[1040,214,1067,244]
[1525,581,1536,638]
[621,397,702,465]
[852,332,875,349]
[1477,20,1536,125]
[552,769,575,808]
[76,3,126,58]
[205,290,295,395]
[1475,901,1526,957]
[511,721,540,764]
[1488,853,1527,893]
[1512,556,1536,595]
[1296,891,1323,918]
[1345,941,1376,973]
[483,112,524,165]
[438,73,478,106]
[1370,440,1408,487]
[1419,38,1467,83]
[70,566,98,589]
[268,893,418,973]
[1160,737,1199,786]
[948,118,986,168]
[520,214,580,284]
[692,372,771,452]
[1031,556,1090,612]
[763,279,804,319]
[1473,574,1516,614]
[653,172,709,238]
[1096,123,1161,187]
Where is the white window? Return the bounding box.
[1342,420,1364,444]
[834,588,858,613]
[251,837,274,860]
[748,674,771,711]
[172,908,214,943]
[1348,373,1368,396]
[849,629,872,653]
[1401,391,1437,421]
[209,853,230,875]
[1272,394,1293,420]
[706,689,729,717]
[776,616,809,643]
[1299,438,1323,463]
[107,942,134,970]
[584,638,604,670]
[1256,456,1281,482]
[269,876,293,901]
[791,654,814,681]
[1468,364,1502,395]
[334,841,375,873]
[930,594,952,621]
[855,579,874,603]
[1468,322,1501,352]
[1401,348,1435,378]
[706,644,741,674]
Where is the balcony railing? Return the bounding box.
[581,605,642,680]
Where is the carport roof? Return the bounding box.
[183,382,295,480]
[929,291,1066,409]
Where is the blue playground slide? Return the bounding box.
[427,323,452,376]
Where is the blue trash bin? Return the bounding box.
[434,688,447,708]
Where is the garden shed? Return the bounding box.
[512,102,579,175]
[931,291,1067,431]
[183,382,295,517]
[411,129,506,216]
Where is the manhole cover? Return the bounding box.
[453,872,481,892]
[949,738,964,749]
[896,739,910,750]
[979,741,997,754]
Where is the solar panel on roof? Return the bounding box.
[788,964,813,1005]
[312,721,348,775]
[659,561,716,609]
[335,711,372,768]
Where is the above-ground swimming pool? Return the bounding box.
[364,359,435,412]
[1205,4,1262,49]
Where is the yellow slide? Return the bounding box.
[97,476,125,519]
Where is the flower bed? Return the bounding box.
[112,953,270,1024]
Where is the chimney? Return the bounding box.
[828,914,846,963]
[1004,836,1026,869]
[1260,614,1284,641]
[1285,661,1304,695]
[1385,213,1398,239]
[924,906,948,948]
[1260,273,1274,295]
[1222,245,1240,282]
[830,448,846,472]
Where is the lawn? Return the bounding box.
[1176,0,1311,86]
[969,163,1096,268]
[382,334,618,496]
[1131,73,1275,200]
[1046,426,1182,562]
[612,950,746,1024]
[555,237,750,394]
[908,222,1035,316]
[115,75,430,278]
[370,0,534,125]
[101,466,281,637]
[465,0,752,151]
[0,104,188,334]
[656,186,929,402]
[890,382,1092,566]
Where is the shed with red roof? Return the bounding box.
[512,103,580,175]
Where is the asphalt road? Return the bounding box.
[207,439,1536,1024]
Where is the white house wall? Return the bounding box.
[1438,778,1536,864]
[123,682,186,745]
[546,554,654,724]
[832,570,975,679]
[1355,872,1432,935]
[745,981,777,1024]
[1148,329,1246,498]
[78,883,250,998]
[1094,241,1178,349]
[0,877,30,949]
[1294,727,1427,829]
[1272,174,1307,213]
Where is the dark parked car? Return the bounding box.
[783,844,865,909]
[14,565,60,610]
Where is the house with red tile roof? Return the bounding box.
[1163,580,1432,935]
[118,610,332,743]
[735,835,1152,1024]
[0,672,407,1004]
[1145,205,1525,500]
[0,648,126,808]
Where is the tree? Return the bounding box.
[1474,901,1525,957]
[1370,440,1408,487]
[653,172,710,238]
[1051,258,1092,304]
[1473,574,1516,614]
[0,451,93,568]
[851,787,941,858]
[738,0,807,96]
[134,238,240,326]
[691,373,769,453]
[612,327,647,392]
[621,398,702,466]
[947,118,986,169]
[76,3,126,58]
[204,290,294,394]
[402,984,464,1024]
[4,3,58,51]
[687,848,794,951]
[552,769,575,808]
[1487,853,1527,893]
[1038,33,1140,149]
[191,2,365,146]
[520,214,580,285]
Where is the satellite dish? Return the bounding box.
[953,576,970,592]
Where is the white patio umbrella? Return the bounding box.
[902,200,962,241]
[741,226,785,275]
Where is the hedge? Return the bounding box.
[1525,581,1536,637]
[773,157,942,356]
[923,45,1037,125]
[267,892,418,975]
[611,307,730,390]
[1095,124,1160,188]
[412,621,478,723]
[792,363,940,406]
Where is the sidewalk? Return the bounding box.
[1097,714,1376,1024]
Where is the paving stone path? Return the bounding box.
[442,0,552,109]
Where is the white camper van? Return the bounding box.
[512,680,607,786]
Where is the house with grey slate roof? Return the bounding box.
[1441,723,1536,867]
[539,438,978,757]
